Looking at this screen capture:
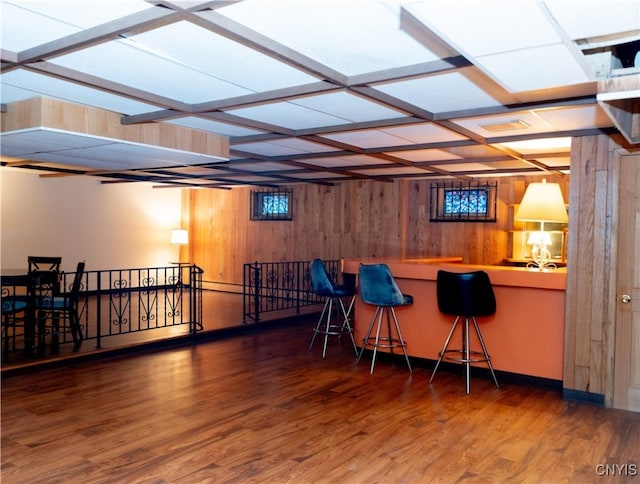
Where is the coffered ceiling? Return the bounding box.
[1,0,639,188]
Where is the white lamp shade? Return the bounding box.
[515,180,568,223]
[170,229,188,245]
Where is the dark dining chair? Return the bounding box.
[27,256,62,273]
[30,261,85,352]
[1,274,30,362]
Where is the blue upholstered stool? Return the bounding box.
[356,263,413,374]
[429,270,499,394]
[308,259,357,358]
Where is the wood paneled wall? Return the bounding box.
[563,134,627,404]
[183,174,568,289]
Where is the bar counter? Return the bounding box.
[342,258,566,381]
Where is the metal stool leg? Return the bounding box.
[429,316,461,383]
[390,307,412,373]
[472,317,499,389]
[464,317,471,394]
[339,297,358,355]
[308,299,331,352]
[356,305,381,368]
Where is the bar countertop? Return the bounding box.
[342,257,566,380]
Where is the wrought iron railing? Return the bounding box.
[1,264,203,360]
[242,259,345,323]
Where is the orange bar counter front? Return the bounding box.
[342,258,566,381]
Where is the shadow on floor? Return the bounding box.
[2,290,321,376]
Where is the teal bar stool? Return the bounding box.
[356,263,413,374]
[308,259,357,358]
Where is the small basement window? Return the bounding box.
[250,188,293,221]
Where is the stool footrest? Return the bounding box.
[440,349,492,364]
[362,336,407,350]
[313,324,352,336]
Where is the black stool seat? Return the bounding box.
[429,270,499,394]
[356,263,412,374]
[308,259,357,358]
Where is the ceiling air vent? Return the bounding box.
[479,119,531,132]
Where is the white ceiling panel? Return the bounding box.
[432,162,497,172]
[351,166,429,176]
[215,0,451,76]
[1,0,634,186]
[230,162,294,173]
[533,156,571,167]
[287,171,348,180]
[535,105,614,131]
[441,144,508,159]
[0,0,153,51]
[454,111,562,137]
[293,92,407,122]
[477,44,594,92]
[234,138,337,157]
[544,0,640,42]
[388,149,463,162]
[404,1,594,92]
[375,71,515,113]
[52,40,254,104]
[408,1,562,57]
[378,122,469,143]
[0,70,159,114]
[1,128,226,169]
[0,129,104,156]
[130,21,319,92]
[294,155,386,169]
[496,137,572,154]
[166,117,265,138]
[226,92,407,130]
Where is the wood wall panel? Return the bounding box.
[563,134,628,404]
[185,175,568,289]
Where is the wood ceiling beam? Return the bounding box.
[16,8,180,66]
[203,111,296,136]
[348,57,471,86]
[187,10,348,85]
[26,62,191,111]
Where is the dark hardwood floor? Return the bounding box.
[2,306,639,483]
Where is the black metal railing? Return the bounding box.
[242,259,343,323]
[1,264,203,360]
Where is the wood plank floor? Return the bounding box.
[2,316,639,484]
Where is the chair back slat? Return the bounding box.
[28,256,62,273]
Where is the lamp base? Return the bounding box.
[527,243,557,271]
[526,259,558,271]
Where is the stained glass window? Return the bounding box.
[430,182,497,222]
[251,188,293,220]
[444,189,488,215]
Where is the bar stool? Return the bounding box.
[429,270,499,394]
[356,263,413,374]
[308,259,357,358]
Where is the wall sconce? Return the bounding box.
[515,179,568,270]
[170,229,188,245]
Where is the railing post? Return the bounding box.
[95,273,101,349]
[296,261,301,315]
[253,262,261,322]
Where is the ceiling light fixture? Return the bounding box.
[480,119,531,132]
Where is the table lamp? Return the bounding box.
[170,229,188,245]
[515,179,568,270]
